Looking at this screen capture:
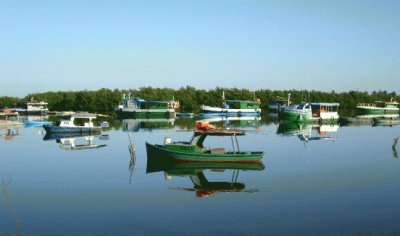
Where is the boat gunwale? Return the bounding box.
[146,142,264,163]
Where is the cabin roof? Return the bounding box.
[310,102,340,107]
[225,100,260,103]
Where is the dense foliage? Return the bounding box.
[1,87,399,115]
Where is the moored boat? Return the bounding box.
[200,91,261,117]
[278,102,340,123]
[356,99,399,115]
[14,98,49,115]
[43,113,102,134]
[200,100,261,117]
[115,94,176,118]
[145,124,264,163]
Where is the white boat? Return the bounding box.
[43,113,102,134]
[200,91,261,117]
[279,102,340,123]
[14,98,49,115]
[200,100,261,117]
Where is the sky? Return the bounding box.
[0,0,399,97]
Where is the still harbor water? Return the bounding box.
[1,116,400,235]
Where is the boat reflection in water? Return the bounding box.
[146,153,265,198]
[372,115,399,127]
[277,122,339,142]
[0,121,22,141]
[24,115,52,127]
[197,116,262,130]
[340,114,399,127]
[1,110,23,141]
[43,133,107,150]
[121,118,175,132]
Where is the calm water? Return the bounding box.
[1,116,400,235]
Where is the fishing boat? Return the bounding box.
[356,99,399,115]
[200,91,261,117]
[115,93,177,119]
[200,100,261,117]
[145,123,264,163]
[278,102,340,123]
[14,98,49,115]
[43,113,102,134]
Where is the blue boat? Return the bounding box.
[43,113,102,134]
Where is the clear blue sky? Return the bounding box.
[1,0,399,97]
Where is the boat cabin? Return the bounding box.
[310,103,340,117]
[59,113,97,128]
[118,93,179,110]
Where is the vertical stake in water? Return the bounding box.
[231,135,235,153]
[235,134,240,153]
[128,133,136,184]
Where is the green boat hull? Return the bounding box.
[279,111,338,124]
[278,111,308,123]
[356,107,399,115]
[146,142,264,163]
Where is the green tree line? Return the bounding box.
[1,87,399,115]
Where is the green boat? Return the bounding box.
[356,100,399,115]
[115,93,177,118]
[278,102,340,123]
[145,128,264,163]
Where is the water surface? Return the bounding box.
[1,117,399,235]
